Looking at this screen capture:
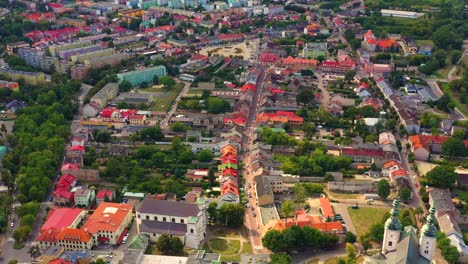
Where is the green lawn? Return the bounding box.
[347,207,388,236]
[441,82,468,115]
[209,238,240,255]
[328,191,359,199]
[147,83,184,112]
[453,189,468,202]
[415,39,435,46]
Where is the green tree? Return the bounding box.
[345,231,357,243]
[196,149,213,162]
[119,80,132,92]
[360,234,372,254]
[262,230,285,252]
[153,75,159,85]
[399,187,412,201]
[217,203,245,228]
[450,50,462,64]
[21,214,35,227]
[281,200,296,218]
[8,260,18,264]
[346,243,356,260]
[343,29,355,40]
[206,97,230,114]
[207,202,218,224]
[292,183,308,204]
[426,165,457,189]
[368,223,384,242]
[138,126,164,141]
[377,179,390,200]
[415,207,424,220]
[170,121,189,132]
[269,253,291,264]
[140,81,148,88]
[344,70,356,83]
[442,137,467,157]
[160,76,176,89]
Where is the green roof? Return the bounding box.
[385,199,402,231]
[421,206,437,237]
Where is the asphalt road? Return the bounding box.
[161,80,191,129]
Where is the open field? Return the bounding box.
[210,238,240,255]
[199,41,251,59]
[144,83,184,112]
[347,207,388,236]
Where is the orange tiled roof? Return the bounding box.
[82,202,132,234]
[319,198,334,219]
[383,160,402,169]
[56,228,92,243]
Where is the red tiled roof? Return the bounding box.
[377,38,398,48]
[82,202,132,233]
[241,83,256,93]
[409,135,449,152]
[223,116,246,125]
[49,259,74,264]
[391,169,409,179]
[56,228,92,243]
[222,168,237,177]
[96,190,113,199]
[218,33,244,40]
[68,145,85,152]
[319,198,334,219]
[282,56,318,66]
[259,52,281,64]
[383,160,402,169]
[61,163,79,171]
[101,108,117,118]
[40,208,83,234]
[221,182,239,196]
[341,148,384,157]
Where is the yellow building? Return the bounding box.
[0,69,47,85]
[118,8,144,24]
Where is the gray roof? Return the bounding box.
[394,226,430,264]
[428,188,456,213]
[138,199,199,217]
[140,220,187,236]
[188,250,221,264]
[254,176,273,197]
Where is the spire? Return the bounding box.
[421,205,437,238]
[385,199,402,231]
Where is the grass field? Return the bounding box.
[347,207,388,236]
[415,39,435,46]
[146,83,184,112]
[441,82,468,115]
[210,238,240,255]
[219,241,252,262]
[328,191,360,199]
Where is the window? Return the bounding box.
[172,218,175,222]
[146,215,149,220]
[154,216,158,221]
[190,229,194,234]
[426,241,429,244]
[181,219,184,223]
[424,250,428,254]
[163,217,167,222]
[388,241,392,246]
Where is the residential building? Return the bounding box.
[82,202,133,245]
[136,198,207,248]
[321,60,355,74]
[89,82,119,108]
[418,45,433,56]
[70,48,115,63]
[0,80,19,90]
[256,111,303,127]
[428,188,456,217]
[409,135,450,161]
[70,64,88,81]
[53,174,77,206]
[96,190,115,205]
[319,198,334,220]
[254,176,274,206]
[84,53,128,69]
[55,228,94,251]
[0,68,47,85]
[74,188,96,208]
[117,65,167,87]
[6,41,29,54]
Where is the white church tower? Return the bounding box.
[382,199,402,254]
[419,205,437,262]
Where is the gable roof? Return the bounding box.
[319,198,334,219]
[138,199,199,217]
[56,228,92,243]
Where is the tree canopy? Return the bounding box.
[426,165,457,189]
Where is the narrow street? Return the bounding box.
[161,80,191,129]
[240,68,267,254]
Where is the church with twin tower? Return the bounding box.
[368,199,437,263]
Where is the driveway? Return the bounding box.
[332,203,357,236]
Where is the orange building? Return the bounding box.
[82,202,133,245]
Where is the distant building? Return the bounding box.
[117,65,167,87]
[418,45,433,56]
[381,9,425,19]
[254,176,274,206]
[6,41,29,55]
[0,80,19,90]
[89,83,119,108]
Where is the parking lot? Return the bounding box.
[332,203,357,235]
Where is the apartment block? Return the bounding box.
[49,41,91,57]
[70,48,115,63]
[84,53,128,69]
[0,68,47,85]
[90,82,119,108]
[70,64,88,81]
[117,65,167,87]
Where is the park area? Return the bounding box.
[199,41,251,60]
[202,227,252,261]
[347,206,388,236]
[140,82,184,112]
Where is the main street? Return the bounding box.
[240,66,268,254]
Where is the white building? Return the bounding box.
[381,9,425,19]
[136,198,208,249]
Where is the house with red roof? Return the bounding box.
[186,169,209,182]
[223,116,246,126]
[188,54,208,63]
[26,12,56,23]
[218,33,244,42]
[361,97,382,111]
[319,198,334,220]
[390,169,409,182]
[321,60,355,74]
[256,111,304,127]
[53,174,77,206]
[259,52,281,66]
[341,148,384,163]
[382,160,403,177]
[407,135,468,161]
[39,208,85,235]
[282,56,318,68]
[241,83,256,93]
[96,190,115,205]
